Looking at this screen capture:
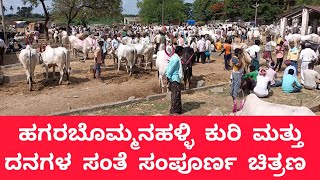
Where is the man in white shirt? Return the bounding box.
[205,38,212,63]
[303,63,320,90]
[197,35,206,64]
[299,43,318,84]
[0,38,6,65]
[246,40,261,71]
[254,69,271,98]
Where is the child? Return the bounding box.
[93,41,104,81]
[274,41,285,72]
[230,48,244,113]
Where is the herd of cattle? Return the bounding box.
[15,23,320,93]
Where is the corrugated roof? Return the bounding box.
[278,5,320,19]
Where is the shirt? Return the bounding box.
[266,68,277,85]
[282,74,302,93]
[265,41,272,51]
[231,56,243,73]
[287,47,299,62]
[205,40,211,53]
[299,48,317,62]
[197,39,206,52]
[246,45,260,59]
[303,69,320,89]
[94,46,102,64]
[191,42,197,53]
[254,75,271,97]
[111,39,119,49]
[243,71,258,81]
[223,43,232,55]
[275,45,285,59]
[166,54,183,83]
[215,41,222,51]
[0,39,6,47]
[284,65,297,78]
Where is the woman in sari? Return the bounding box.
[166,46,184,115]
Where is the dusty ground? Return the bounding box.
[72,84,320,116]
[0,50,230,115]
[0,37,319,116]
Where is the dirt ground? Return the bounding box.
[0,37,319,116]
[0,50,230,115]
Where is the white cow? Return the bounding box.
[18,45,39,91]
[69,36,96,61]
[59,30,69,47]
[156,45,173,93]
[122,37,154,70]
[116,43,137,76]
[233,94,315,116]
[39,46,71,85]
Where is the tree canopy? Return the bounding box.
[52,0,122,28]
[137,0,187,24]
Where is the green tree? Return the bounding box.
[52,0,122,34]
[23,0,50,41]
[193,0,216,21]
[16,6,33,18]
[137,0,187,24]
[224,0,282,23]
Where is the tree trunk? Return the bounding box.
[40,0,50,41]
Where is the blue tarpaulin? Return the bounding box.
[186,20,196,26]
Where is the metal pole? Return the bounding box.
[162,0,164,25]
[252,1,259,27]
[0,0,6,42]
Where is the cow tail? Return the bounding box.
[29,49,32,82]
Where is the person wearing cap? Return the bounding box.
[254,69,271,98]
[287,41,299,74]
[299,43,318,85]
[266,62,282,87]
[282,69,302,93]
[284,60,297,78]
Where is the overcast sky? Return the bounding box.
[4,0,194,15]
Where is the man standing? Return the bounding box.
[205,37,212,63]
[197,35,206,64]
[0,37,6,65]
[219,39,232,70]
[246,39,261,71]
[299,43,317,84]
[287,41,299,74]
[111,35,119,64]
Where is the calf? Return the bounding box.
[18,45,39,91]
[39,46,71,85]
